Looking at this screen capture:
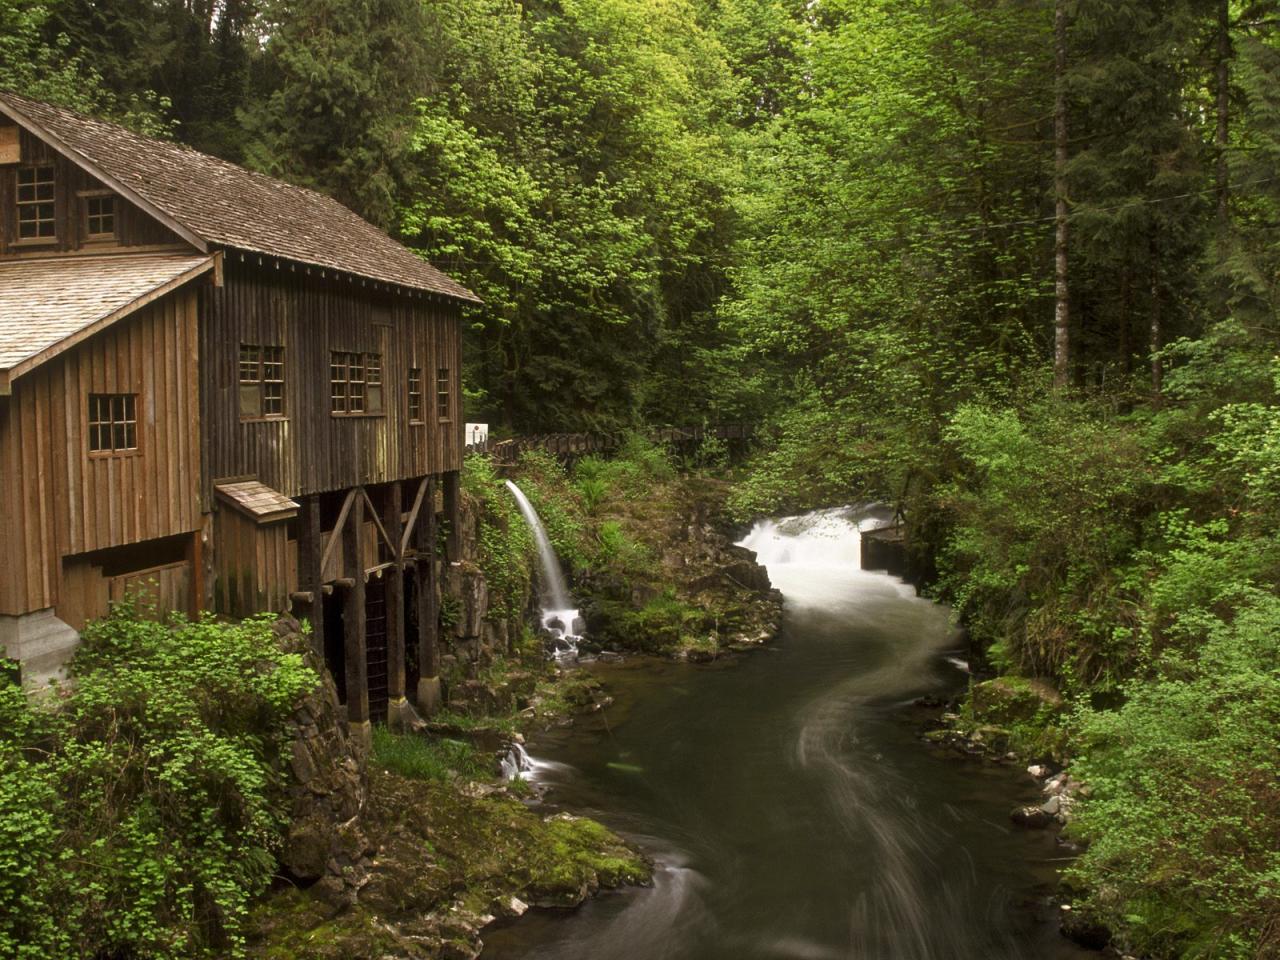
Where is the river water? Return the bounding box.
[482,508,1091,960]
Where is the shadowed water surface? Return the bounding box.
[482,508,1090,960]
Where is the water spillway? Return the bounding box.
[505,480,583,657]
[483,506,1089,960]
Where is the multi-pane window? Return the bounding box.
[408,368,424,423]
[16,165,55,241]
[331,352,383,416]
[239,344,285,419]
[84,194,115,238]
[88,394,138,454]
[366,354,383,414]
[436,368,451,422]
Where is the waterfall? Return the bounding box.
[737,505,904,609]
[505,480,584,657]
[501,742,533,780]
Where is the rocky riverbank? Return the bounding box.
[250,452,783,959]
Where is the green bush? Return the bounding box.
[463,454,535,619]
[1069,589,1280,959]
[0,608,315,959]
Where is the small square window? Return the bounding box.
[88,394,138,454]
[84,195,115,238]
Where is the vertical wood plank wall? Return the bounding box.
[200,260,464,501]
[0,289,202,616]
[213,507,292,618]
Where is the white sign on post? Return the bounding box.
[465,423,489,450]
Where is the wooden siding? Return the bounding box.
[0,288,202,616]
[213,506,291,618]
[200,260,463,500]
[0,124,186,257]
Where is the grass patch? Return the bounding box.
[371,728,493,782]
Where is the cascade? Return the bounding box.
[505,480,584,657]
[501,742,533,780]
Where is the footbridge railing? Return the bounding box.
[471,423,757,465]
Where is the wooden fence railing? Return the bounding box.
[469,422,756,464]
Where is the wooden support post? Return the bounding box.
[299,495,325,658]
[415,476,442,715]
[383,482,411,729]
[444,469,461,563]
[342,490,370,748]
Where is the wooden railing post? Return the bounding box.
[342,489,370,747]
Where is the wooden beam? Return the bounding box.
[298,495,325,658]
[360,487,399,561]
[342,491,369,731]
[383,482,406,719]
[320,488,357,576]
[415,476,441,715]
[443,470,461,563]
[400,475,430,557]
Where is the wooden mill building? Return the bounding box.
[0,92,479,738]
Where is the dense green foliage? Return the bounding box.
[0,609,315,958]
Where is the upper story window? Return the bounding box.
[83,193,115,240]
[16,165,56,241]
[88,394,138,455]
[436,367,451,422]
[239,344,285,419]
[408,367,424,424]
[331,351,384,416]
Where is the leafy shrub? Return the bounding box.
[0,608,315,959]
[463,453,535,619]
[1069,589,1280,959]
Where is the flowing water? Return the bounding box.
[505,480,584,656]
[482,506,1091,960]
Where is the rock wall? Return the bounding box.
[272,617,374,909]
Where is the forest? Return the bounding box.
[3,0,1279,957]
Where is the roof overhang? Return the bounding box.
[0,253,218,395]
[0,99,209,254]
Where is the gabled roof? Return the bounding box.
[0,92,480,304]
[0,253,216,392]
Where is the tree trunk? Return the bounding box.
[1216,0,1230,236]
[1053,0,1071,390]
[1151,232,1163,403]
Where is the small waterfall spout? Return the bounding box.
[501,742,533,780]
[505,480,584,657]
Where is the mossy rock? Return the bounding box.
[966,675,1063,726]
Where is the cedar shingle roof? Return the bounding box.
[0,253,215,375]
[215,480,299,523]
[0,92,479,303]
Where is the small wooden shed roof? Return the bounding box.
[0,252,216,393]
[0,92,480,304]
[215,479,300,524]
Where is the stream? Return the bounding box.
[482,507,1093,960]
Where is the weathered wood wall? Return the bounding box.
[213,506,292,618]
[0,288,202,616]
[0,125,186,257]
[199,259,463,500]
